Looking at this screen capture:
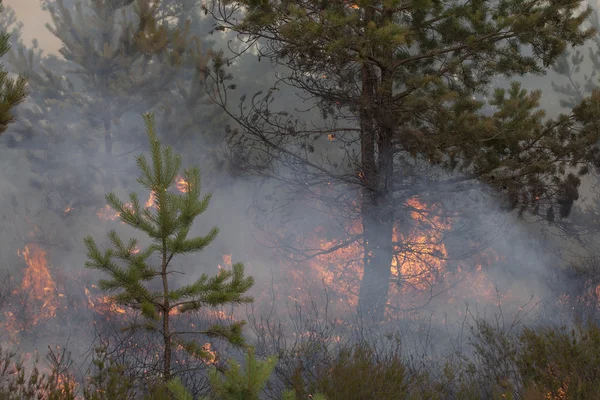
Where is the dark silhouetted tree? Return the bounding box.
[205,0,600,320]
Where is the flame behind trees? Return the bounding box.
[206,0,600,321]
[83,113,254,383]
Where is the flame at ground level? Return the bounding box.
[283,198,451,315]
[274,197,536,320]
[17,244,59,324]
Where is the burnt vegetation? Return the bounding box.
[5,0,600,399]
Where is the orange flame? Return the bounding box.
[85,288,127,316]
[97,177,187,220]
[202,342,217,365]
[96,203,133,221]
[57,375,77,396]
[276,197,515,320]
[17,244,58,323]
[145,191,155,208]
[291,198,449,313]
[176,176,189,193]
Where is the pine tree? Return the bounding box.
[548,8,600,244]
[151,0,231,175]
[42,0,180,189]
[552,9,600,110]
[3,0,235,222]
[2,0,169,221]
[0,0,27,136]
[83,113,254,382]
[206,0,600,320]
[5,0,200,201]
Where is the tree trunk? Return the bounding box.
[358,189,394,321]
[358,10,397,321]
[356,27,396,320]
[103,113,115,190]
[161,248,171,381]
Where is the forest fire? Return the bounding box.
[201,343,217,365]
[84,288,128,316]
[176,176,189,192]
[17,244,59,324]
[2,174,202,340]
[3,0,599,395]
[0,242,136,346]
[96,177,188,221]
[96,204,126,221]
[0,178,591,399]
[274,197,526,320]
[145,191,155,208]
[278,198,449,312]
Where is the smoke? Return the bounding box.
[0,2,599,392]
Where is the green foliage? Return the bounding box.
[278,319,600,400]
[310,344,410,399]
[204,348,277,400]
[290,343,431,400]
[518,323,600,399]
[5,319,600,399]
[5,0,219,205]
[552,8,600,110]
[83,112,254,381]
[0,0,27,136]
[167,347,326,400]
[207,0,600,320]
[83,346,137,400]
[0,346,74,400]
[457,318,521,399]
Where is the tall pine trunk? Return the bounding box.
[358,189,394,320]
[357,33,396,320]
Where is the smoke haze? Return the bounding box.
[1,1,600,395]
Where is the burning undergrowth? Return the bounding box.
[247,193,554,326]
[0,176,244,392]
[1,204,578,328]
[1,176,594,358]
[0,238,240,396]
[0,136,598,399]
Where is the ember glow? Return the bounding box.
[145,191,155,208]
[2,168,588,398]
[57,373,78,396]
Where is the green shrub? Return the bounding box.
[0,346,74,400]
[517,323,600,399]
[290,343,426,400]
[167,347,325,400]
